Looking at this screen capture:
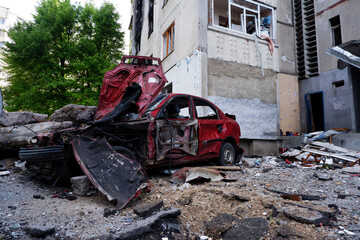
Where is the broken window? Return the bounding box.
[134,0,143,54]
[330,15,342,46]
[148,1,154,38]
[194,98,219,120]
[163,23,175,58]
[212,0,275,39]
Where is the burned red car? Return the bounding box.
[20,56,242,208]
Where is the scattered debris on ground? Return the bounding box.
[1,143,360,239]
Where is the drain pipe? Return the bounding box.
[253,34,264,77]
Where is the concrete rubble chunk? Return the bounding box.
[49,104,96,125]
[0,111,48,127]
[204,213,241,239]
[283,206,332,226]
[222,217,269,240]
[342,166,360,174]
[0,121,73,147]
[109,207,181,239]
[276,224,303,238]
[133,201,164,217]
[25,224,55,238]
[70,175,91,196]
[242,158,256,168]
[314,172,333,181]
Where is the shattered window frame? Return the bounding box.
[212,0,276,40]
[193,98,220,120]
[163,22,175,59]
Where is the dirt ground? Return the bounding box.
[1,156,360,239]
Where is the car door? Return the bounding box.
[154,96,198,161]
[193,97,226,156]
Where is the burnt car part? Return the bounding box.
[72,136,148,208]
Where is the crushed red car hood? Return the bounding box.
[95,56,168,120]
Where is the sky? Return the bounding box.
[1,0,132,53]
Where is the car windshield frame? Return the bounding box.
[143,94,167,115]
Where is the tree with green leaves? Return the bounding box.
[3,0,124,114]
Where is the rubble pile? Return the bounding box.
[1,147,360,239]
[281,140,360,169]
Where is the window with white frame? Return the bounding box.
[212,0,275,39]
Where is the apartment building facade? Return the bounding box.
[295,0,360,133]
[129,0,299,153]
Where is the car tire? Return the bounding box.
[219,142,235,166]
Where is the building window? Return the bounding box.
[163,23,175,58]
[330,15,342,46]
[212,0,275,39]
[134,0,143,54]
[0,18,5,25]
[148,1,154,38]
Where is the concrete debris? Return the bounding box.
[25,224,55,238]
[103,208,118,218]
[204,213,240,239]
[70,175,91,197]
[133,201,164,217]
[342,165,360,174]
[0,111,48,127]
[0,121,73,147]
[109,207,181,239]
[0,170,11,176]
[14,160,26,171]
[275,225,303,238]
[280,140,360,169]
[222,217,269,240]
[49,104,96,125]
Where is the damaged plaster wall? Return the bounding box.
[207,29,279,71]
[208,96,277,140]
[279,73,301,134]
[299,67,355,132]
[207,59,278,139]
[165,49,202,97]
[207,58,277,104]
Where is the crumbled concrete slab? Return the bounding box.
[25,224,55,238]
[342,166,360,174]
[49,104,96,125]
[0,121,73,147]
[0,112,48,127]
[204,213,241,239]
[111,207,181,239]
[133,201,164,217]
[222,217,269,240]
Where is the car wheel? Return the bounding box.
[219,142,235,166]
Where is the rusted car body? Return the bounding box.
[20,56,242,208]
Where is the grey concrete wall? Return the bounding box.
[299,68,355,132]
[315,0,360,73]
[276,0,296,75]
[332,133,360,152]
[207,58,277,103]
[207,58,279,140]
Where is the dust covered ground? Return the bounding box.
[1,157,360,239]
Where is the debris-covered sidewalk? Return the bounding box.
[1,149,360,239]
